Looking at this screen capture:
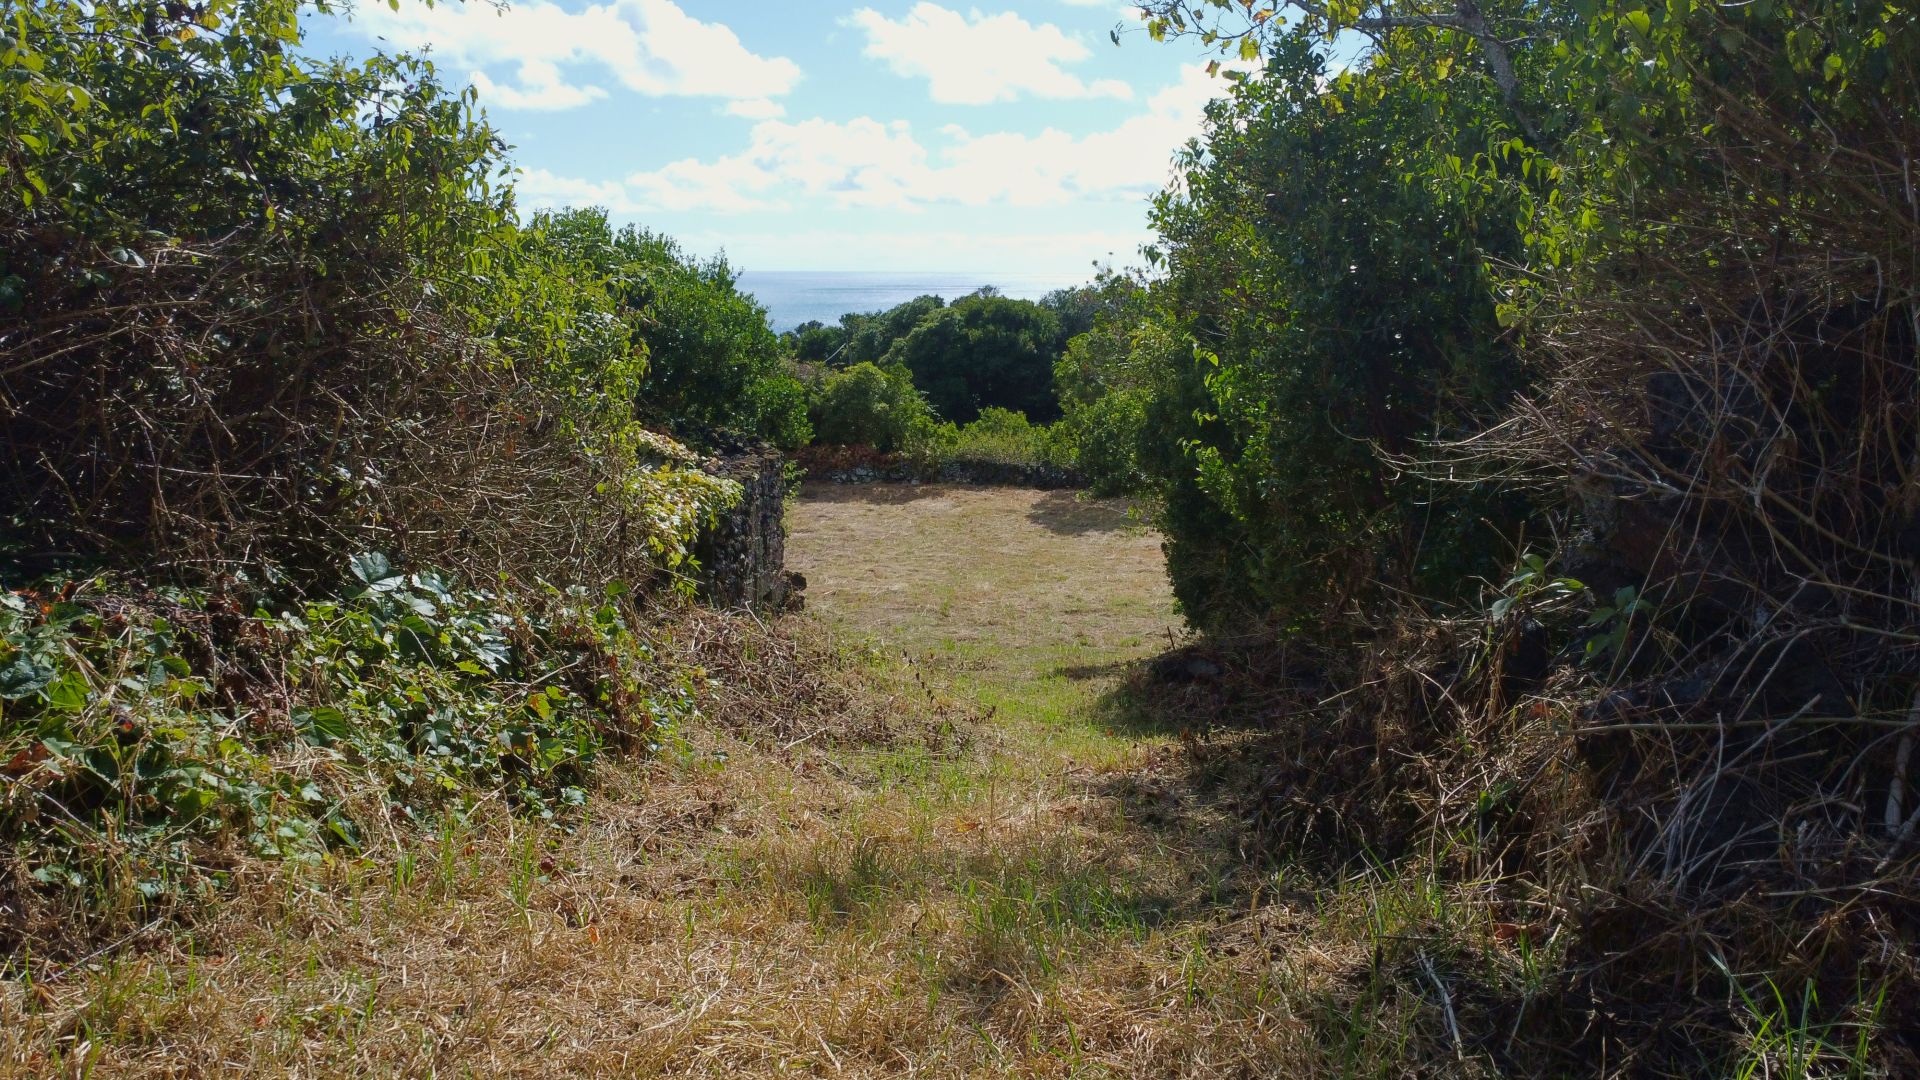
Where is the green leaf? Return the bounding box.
[43,669,88,711]
[349,552,393,584]
[0,654,55,700]
[296,706,353,745]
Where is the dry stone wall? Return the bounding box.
[694,449,803,611]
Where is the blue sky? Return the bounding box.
[305,2,1245,275]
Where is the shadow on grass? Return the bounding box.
[1052,659,1132,682]
[796,481,951,506]
[1023,489,1142,536]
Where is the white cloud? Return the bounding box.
[514,167,640,212]
[469,62,606,111]
[923,64,1231,205]
[519,63,1246,216]
[847,3,1132,105]
[724,98,786,120]
[620,117,931,213]
[347,0,800,111]
[684,227,1148,273]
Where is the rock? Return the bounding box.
[693,448,798,612]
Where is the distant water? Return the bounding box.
[736,270,1086,333]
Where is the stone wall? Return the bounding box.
[694,449,803,611]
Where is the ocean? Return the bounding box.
[735,270,1087,333]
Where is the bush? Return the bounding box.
[1124,38,1526,629]
[807,362,934,452]
[527,209,805,449]
[1,0,497,572]
[0,2,737,587]
[0,561,701,931]
[928,408,1076,471]
[1064,390,1149,496]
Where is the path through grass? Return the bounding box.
[3,484,1333,1078]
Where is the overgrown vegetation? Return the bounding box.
[0,0,786,946]
[5,0,1918,1073]
[1039,0,1920,1072]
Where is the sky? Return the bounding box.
[304,1,1246,275]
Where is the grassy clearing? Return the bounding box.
[5,484,1884,1076]
[1,484,1308,1077]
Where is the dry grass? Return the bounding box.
[0,484,1319,1078]
[10,483,1878,1077]
[788,484,1173,684]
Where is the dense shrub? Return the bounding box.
[528,209,810,450]
[1094,37,1527,628]
[0,561,702,934]
[619,227,809,448]
[883,294,1062,424]
[918,408,1076,471]
[0,1,738,585]
[0,0,773,936]
[1052,289,1185,497]
[1107,0,1920,1069]
[807,362,934,452]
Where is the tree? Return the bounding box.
[840,294,946,367]
[1119,36,1526,627]
[529,210,809,449]
[882,295,1061,424]
[784,320,846,364]
[1130,0,1547,139]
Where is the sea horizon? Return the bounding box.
[736,269,1089,333]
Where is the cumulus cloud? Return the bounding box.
[847,3,1131,105]
[514,167,644,213]
[543,62,1240,214]
[345,0,800,110]
[724,98,787,120]
[469,62,606,111]
[677,227,1149,272]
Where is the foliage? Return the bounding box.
[1113,37,1527,628]
[1099,0,1920,1069]
[781,295,949,370]
[0,563,700,921]
[618,225,808,448]
[1038,279,1136,354]
[1052,284,1186,497]
[840,294,948,367]
[807,362,935,453]
[524,209,809,450]
[0,2,754,590]
[882,293,1063,424]
[915,408,1077,472]
[786,319,848,364]
[0,0,503,570]
[0,0,771,936]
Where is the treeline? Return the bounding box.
[1049,0,1916,1072]
[778,287,1113,473]
[0,0,805,938]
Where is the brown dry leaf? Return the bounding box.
[3,744,48,776]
